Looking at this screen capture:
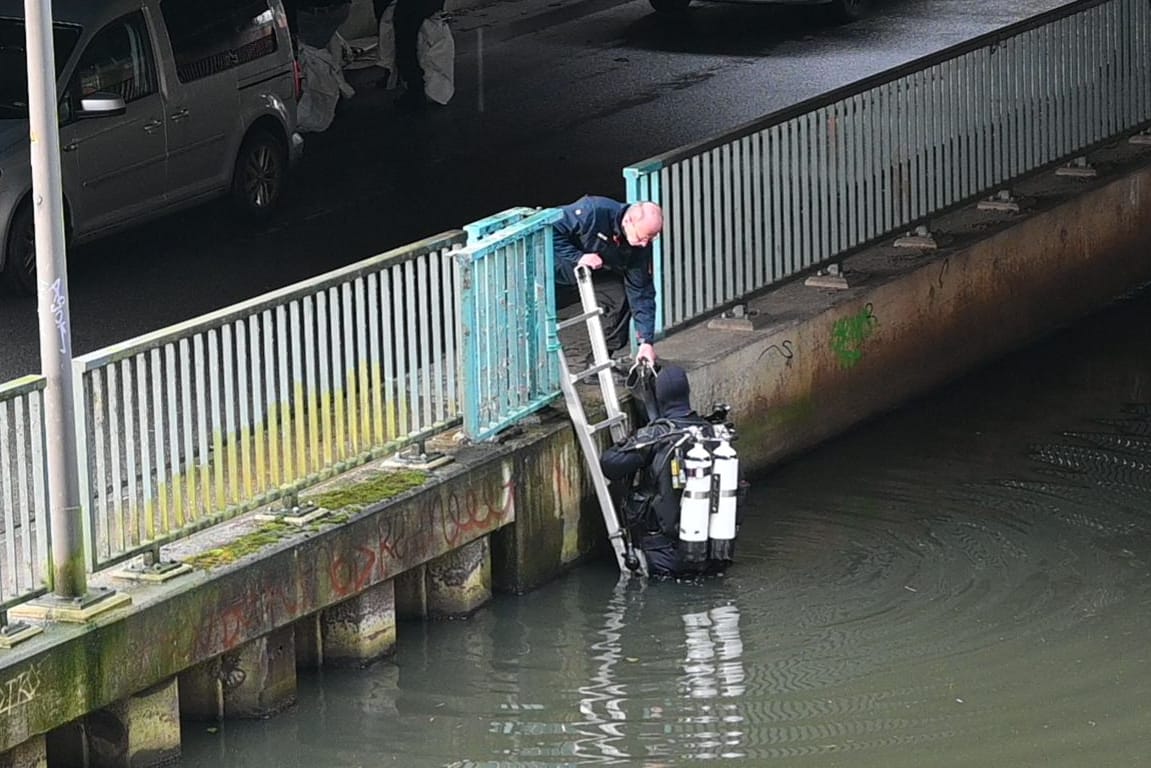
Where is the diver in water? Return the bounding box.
[600,364,742,579]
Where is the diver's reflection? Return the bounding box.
[681,604,747,699]
[573,585,747,763]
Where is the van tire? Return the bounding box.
[231,130,287,217]
[2,203,37,297]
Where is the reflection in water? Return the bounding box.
[180,288,1151,767]
[569,585,748,764]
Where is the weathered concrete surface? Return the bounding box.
[0,432,599,755]
[0,735,43,768]
[321,580,398,666]
[0,137,1149,762]
[426,536,492,618]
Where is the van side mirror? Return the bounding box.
[78,92,126,118]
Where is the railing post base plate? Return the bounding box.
[9,587,131,623]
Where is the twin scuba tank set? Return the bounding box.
[668,410,739,565]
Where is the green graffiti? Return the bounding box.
[831,304,877,368]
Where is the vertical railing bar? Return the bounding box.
[276,304,294,482]
[426,256,444,424]
[122,358,140,549]
[317,291,334,467]
[222,324,239,507]
[366,273,385,442]
[148,346,168,537]
[192,336,210,523]
[353,277,371,452]
[392,264,410,437]
[250,315,267,498]
[379,272,397,441]
[290,299,308,479]
[418,256,434,428]
[164,342,182,529]
[136,352,155,546]
[1,405,16,595]
[303,295,320,475]
[261,310,280,488]
[236,320,253,502]
[208,330,224,514]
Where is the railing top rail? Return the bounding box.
[0,374,46,398]
[75,230,468,370]
[455,208,563,261]
[624,0,1110,176]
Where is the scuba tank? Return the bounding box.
[708,429,739,563]
[678,437,712,563]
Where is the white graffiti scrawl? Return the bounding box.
[0,665,42,717]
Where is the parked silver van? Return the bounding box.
[0,0,304,295]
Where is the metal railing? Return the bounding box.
[624,0,1151,333]
[457,207,563,442]
[0,376,50,612]
[72,232,467,570]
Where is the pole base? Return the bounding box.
[9,587,131,623]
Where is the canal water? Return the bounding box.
[180,287,1151,767]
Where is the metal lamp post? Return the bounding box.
[12,0,128,621]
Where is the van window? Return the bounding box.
[0,18,82,119]
[161,0,279,83]
[75,14,158,102]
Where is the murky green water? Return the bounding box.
[180,288,1151,767]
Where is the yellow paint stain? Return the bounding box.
[334,386,347,462]
[320,386,334,466]
[346,368,360,453]
[239,425,254,500]
[254,414,267,493]
[212,430,226,510]
[293,381,307,478]
[227,429,239,504]
[307,385,321,476]
[357,363,371,449]
[280,401,294,484]
[370,363,384,444]
[383,381,398,440]
[170,473,186,528]
[267,407,281,487]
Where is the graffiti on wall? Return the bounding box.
[192,464,516,656]
[831,303,878,369]
[0,664,42,717]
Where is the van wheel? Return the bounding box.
[232,130,287,217]
[2,203,37,297]
[650,0,692,12]
[827,0,869,22]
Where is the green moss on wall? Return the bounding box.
[304,470,427,512]
[182,521,295,570]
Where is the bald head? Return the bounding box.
[622,202,663,248]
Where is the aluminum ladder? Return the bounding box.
[554,266,648,577]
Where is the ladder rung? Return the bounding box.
[557,309,604,330]
[572,360,616,381]
[588,414,627,434]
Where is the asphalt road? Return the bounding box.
[0,0,1072,381]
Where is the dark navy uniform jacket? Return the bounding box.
[553,195,657,346]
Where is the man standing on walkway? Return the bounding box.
[374,0,445,110]
[553,196,663,367]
